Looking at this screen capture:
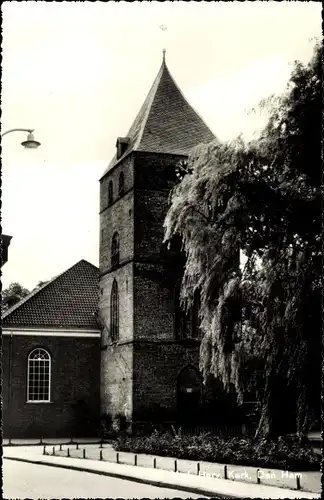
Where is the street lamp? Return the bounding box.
[1,128,41,149]
[1,128,41,268]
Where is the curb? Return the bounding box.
[3,455,238,498]
[4,454,320,499]
[3,440,104,447]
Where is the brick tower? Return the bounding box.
[99,53,216,431]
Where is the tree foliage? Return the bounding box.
[2,282,30,311]
[164,43,321,439]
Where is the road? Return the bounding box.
[3,459,209,499]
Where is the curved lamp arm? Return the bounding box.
[1,128,34,137]
[1,128,41,148]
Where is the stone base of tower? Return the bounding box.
[132,341,201,423]
[100,339,244,436]
[100,342,134,434]
[100,340,203,434]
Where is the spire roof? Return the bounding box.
[101,55,216,177]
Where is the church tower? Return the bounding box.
[99,53,216,431]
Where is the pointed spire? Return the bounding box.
[101,55,216,177]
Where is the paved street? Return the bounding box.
[3,459,208,499]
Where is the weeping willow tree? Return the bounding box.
[164,43,321,440]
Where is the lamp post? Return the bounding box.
[2,128,41,441]
[1,128,41,149]
[1,127,41,267]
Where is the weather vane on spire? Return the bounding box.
[159,25,167,62]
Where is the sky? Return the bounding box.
[1,1,321,290]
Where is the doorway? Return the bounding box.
[177,365,203,425]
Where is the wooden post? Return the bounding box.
[257,469,260,484]
[83,448,86,459]
[197,462,200,475]
[53,446,55,456]
[100,450,103,461]
[67,448,70,457]
[76,443,79,450]
[134,454,137,466]
[153,458,156,468]
[224,465,228,480]
[174,460,177,473]
[43,445,46,455]
[59,444,62,451]
[296,475,301,490]
[116,452,119,464]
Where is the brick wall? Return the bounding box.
[133,342,201,421]
[132,151,185,343]
[99,156,134,273]
[134,262,180,341]
[132,342,243,425]
[134,151,184,191]
[100,342,133,422]
[99,192,134,272]
[134,190,170,261]
[99,155,136,425]
[133,151,183,262]
[99,263,134,345]
[2,334,100,438]
[100,156,134,212]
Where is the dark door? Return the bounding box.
[177,366,202,425]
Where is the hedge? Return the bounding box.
[114,430,320,471]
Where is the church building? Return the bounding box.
[2,260,100,438]
[3,55,244,439]
[98,53,218,432]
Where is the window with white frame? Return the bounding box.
[27,348,51,402]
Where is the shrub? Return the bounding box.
[99,414,117,440]
[114,431,320,471]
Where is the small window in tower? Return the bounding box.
[111,232,120,268]
[192,292,202,339]
[110,279,119,342]
[108,181,113,206]
[175,279,189,339]
[119,172,125,197]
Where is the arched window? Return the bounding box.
[111,232,120,267]
[175,281,202,339]
[174,280,190,339]
[27,348,51,402]
[110,279,119,342]
[192,292,202,339]
[118,172,125,196]
[108,180,113,206]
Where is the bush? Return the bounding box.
[99,414,117,440]
[114,431,320,471]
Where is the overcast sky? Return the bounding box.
[1,1,320,290]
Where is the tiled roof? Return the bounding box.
[101,57,216,178]
[2,260,99,330]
